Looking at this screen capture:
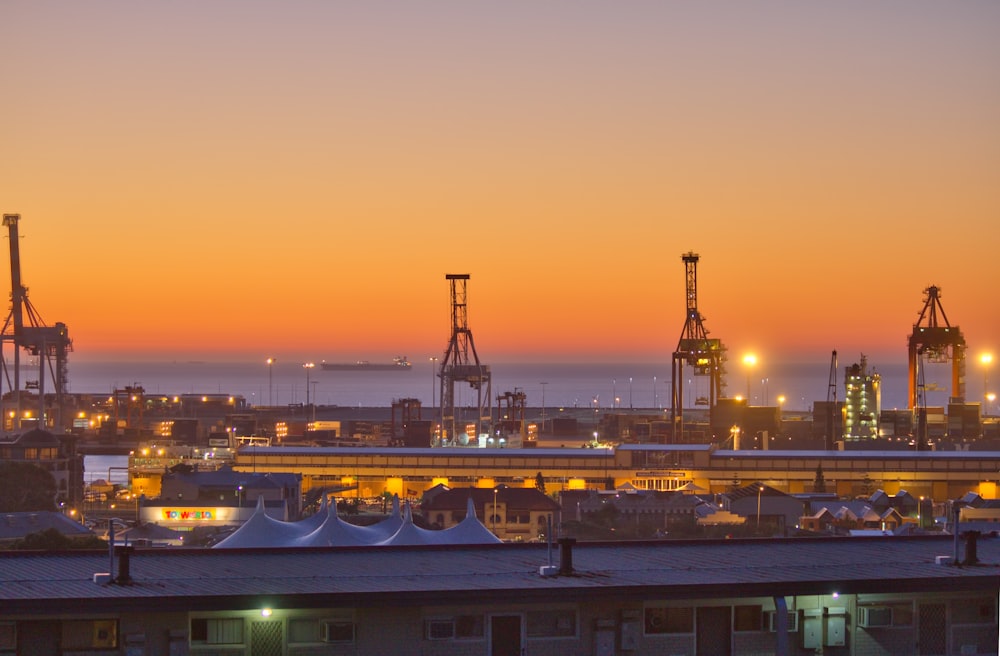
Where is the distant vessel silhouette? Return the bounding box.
[321,356,413,372]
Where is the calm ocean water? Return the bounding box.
[76,358,979,486]
[64,358,975,414]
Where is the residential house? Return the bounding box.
[420,485,560,541]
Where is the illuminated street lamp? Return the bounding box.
[757,485,764,528]
[492,487,499,535]
[987,393,997,417]
[429,357,439,407]
[266,357,275,406]
[982,353,993,413]
[743,354,757,404]
[303,362,315,406]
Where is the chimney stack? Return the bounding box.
[558,537,576,576]
[115,545,134,584]
[963,531,980,566]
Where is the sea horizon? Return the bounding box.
[58,358,984,414]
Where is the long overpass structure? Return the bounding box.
[234,444,1000,502]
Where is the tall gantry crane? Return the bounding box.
[437,274,491,446]
[825,350,838,451]
[1,214,73,431]
[907,285,966,409]
[670,252,726,442]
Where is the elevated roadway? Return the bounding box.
[233,444,1000,501]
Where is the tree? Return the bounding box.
[0,462,58,512]
[11,528,106,551]
[814,465,827,493]
[535,472,546,494]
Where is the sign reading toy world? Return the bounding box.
[162,508,216,521]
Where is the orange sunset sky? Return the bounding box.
[1,2,997,365]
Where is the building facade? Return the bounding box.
[1,537,997,655]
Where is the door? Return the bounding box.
[491,614,523,656]
[918,603,947,656]
[696,606,732,656]
[250,620,283,656]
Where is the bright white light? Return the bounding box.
[261,608,272,617]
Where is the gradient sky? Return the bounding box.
[2,2,997,366]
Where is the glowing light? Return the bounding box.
[261,608,272,618]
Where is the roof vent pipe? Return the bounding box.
[558,537,576,576]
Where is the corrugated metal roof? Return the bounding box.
[2,536,998,613]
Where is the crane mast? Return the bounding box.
[671,252,726,443]
[907,285,966,409]
[437,274,491,446]
[1,214,73,431]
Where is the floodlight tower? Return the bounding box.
[907,285,966,409]
[438,274,491,446]
[1,214,73,431]
[670,252,726,442]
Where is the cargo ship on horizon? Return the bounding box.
[321,356,413,372]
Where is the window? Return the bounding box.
[288,617,355,644]
[190,618,244,645]
[858,603,914,628]
[288,619,320,643]
[425,620,455,640]
[952,598,996,625]
[527,609,576,638]
[61,619,118,650]
[323,620,355,643]
[424,615,484,641]
[734,605,763,632]
[766,610,799,632]
[645,606,694,635]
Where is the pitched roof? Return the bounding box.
[421,487,559,512]
[0,512,94,541]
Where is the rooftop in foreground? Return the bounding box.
[2,535,997,614]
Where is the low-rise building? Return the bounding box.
[1,536,997,655]
[0,428,83,504]
[420,485,560,541]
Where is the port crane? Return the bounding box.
[670,252,726,442]
[825,350,837,450]
[437,274,491,446]
[1,214,73,431]
[907,285,966,409]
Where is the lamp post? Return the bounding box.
[743,354,757,404]
[629,377,633,409]
[303,362,315,407]
[540,382,548,430]
[756,485,764,528]
[429,357,439,407]
[982,353,993,414]
[492,487,499,535]
[988,393,997,417]
[266,357,275,406]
